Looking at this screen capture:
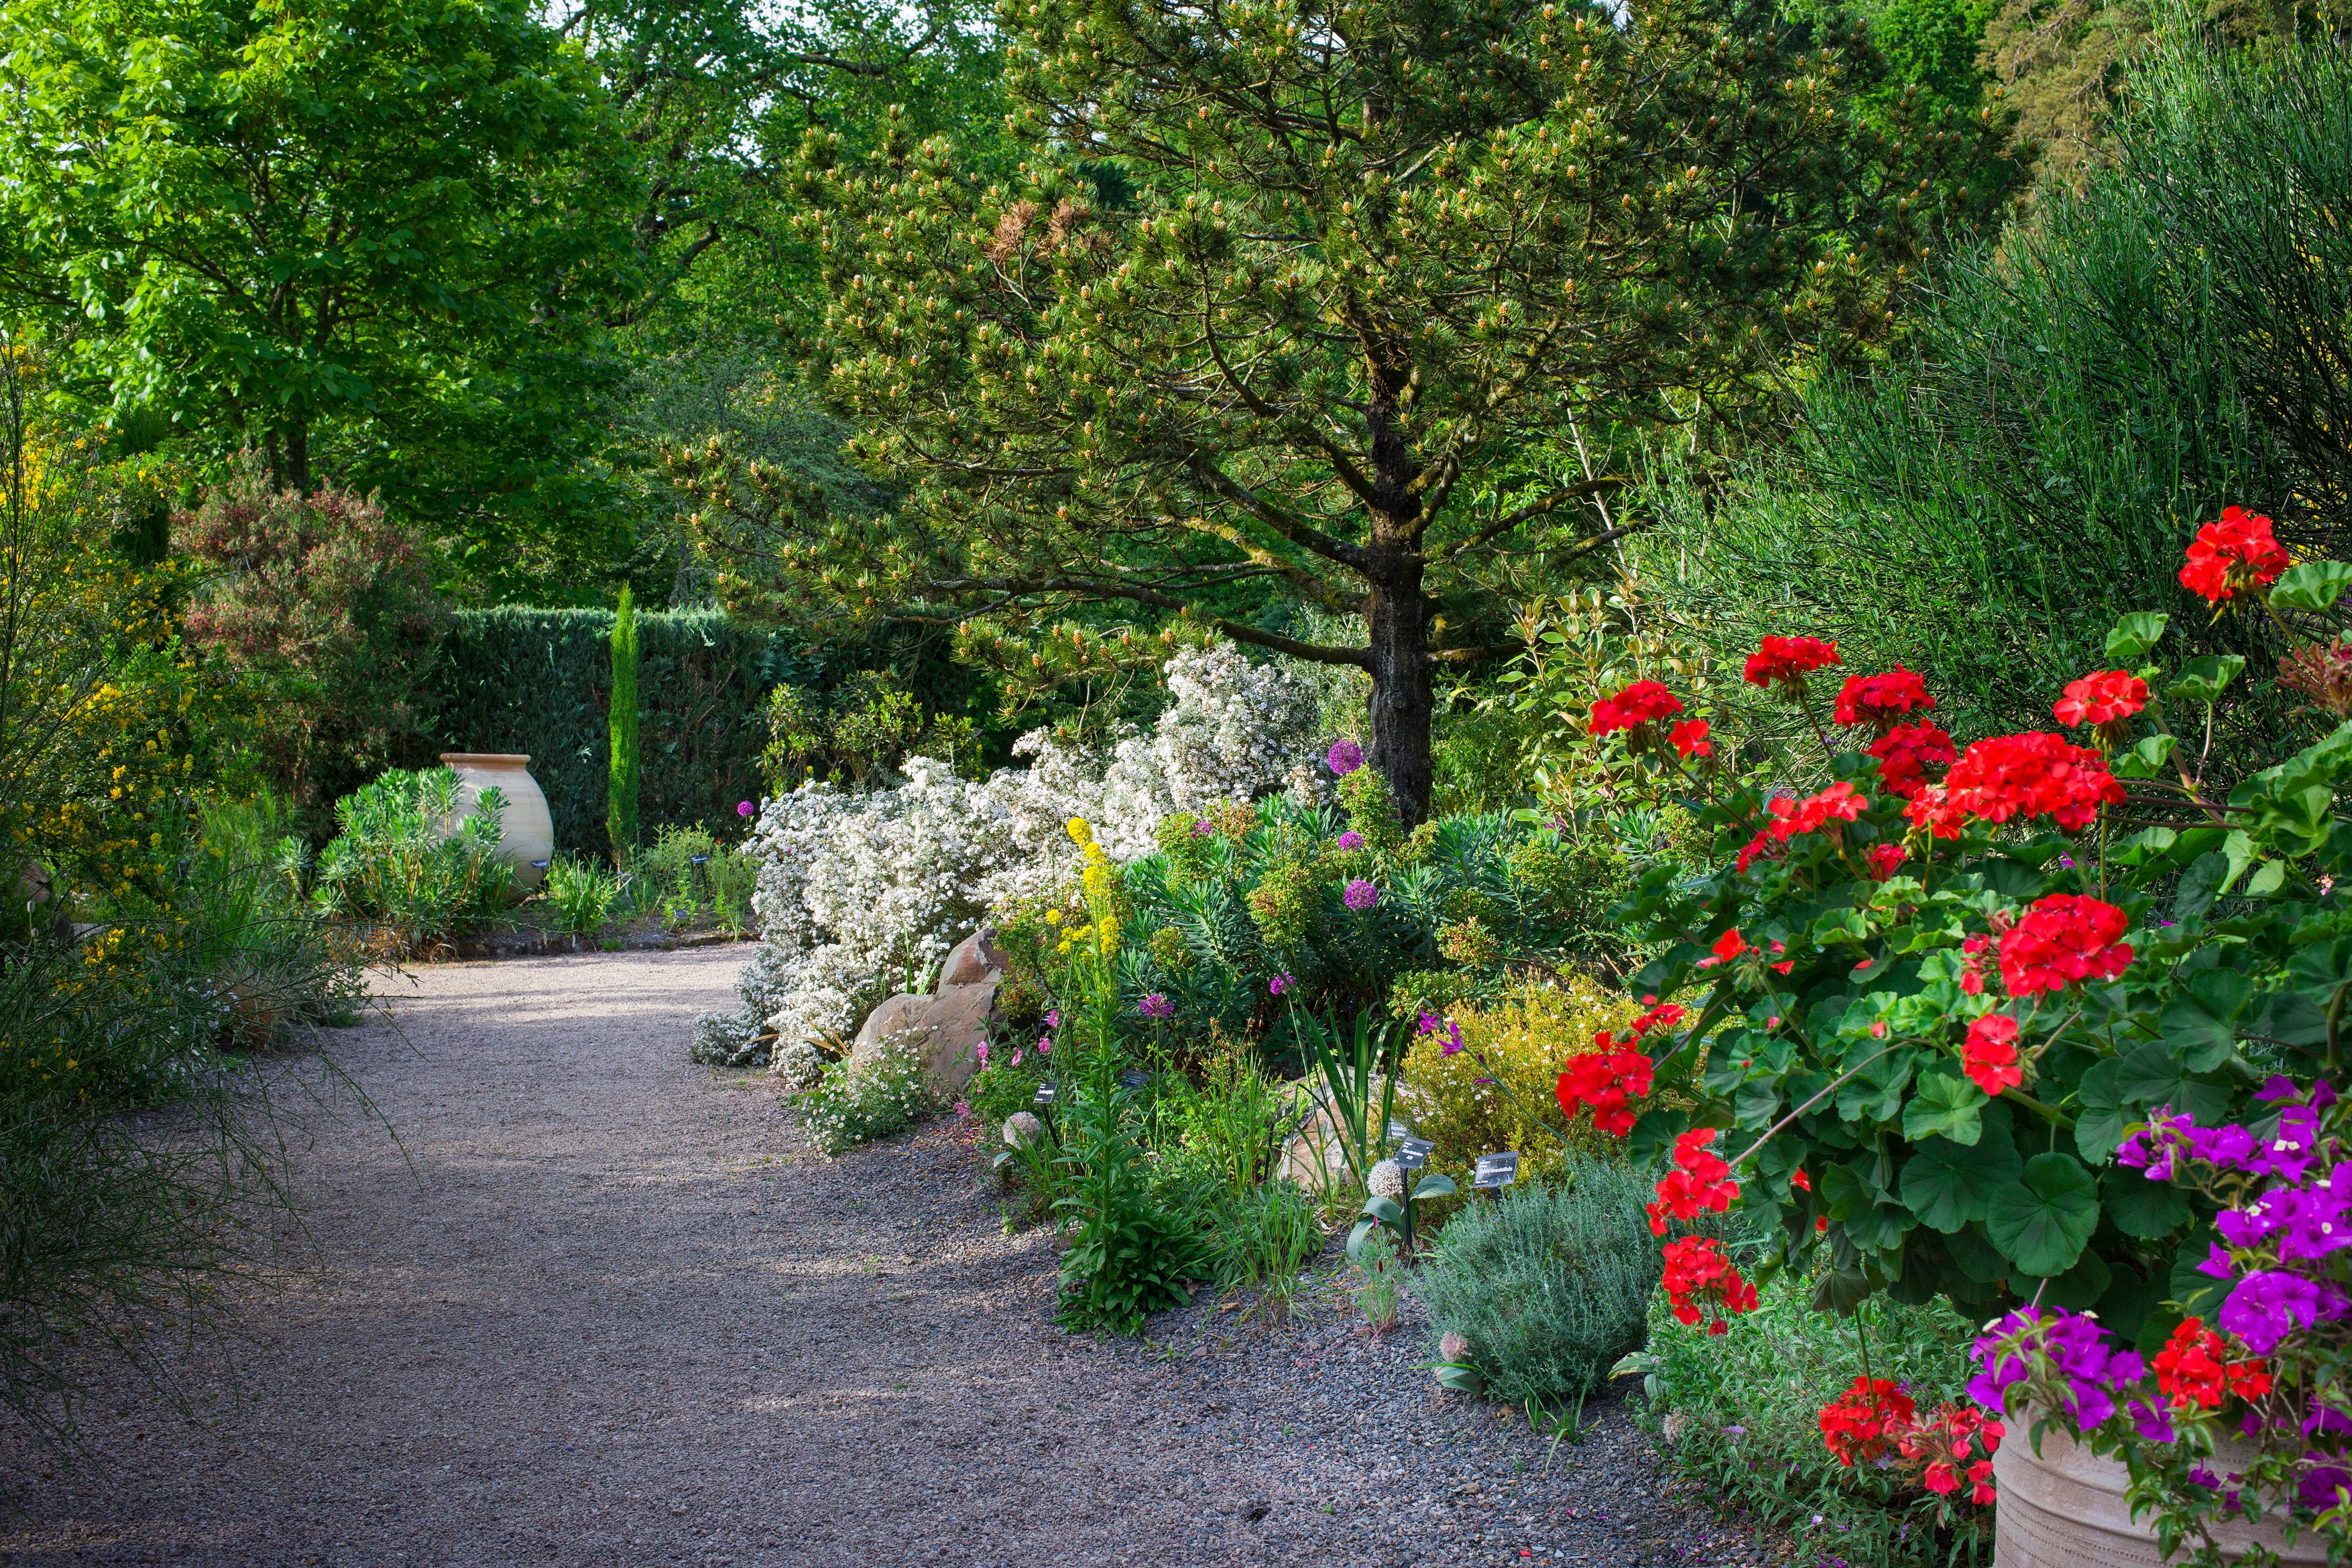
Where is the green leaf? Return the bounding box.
[2014,1250,2112,1311]
[2268,560,2352,613]
[1899,1128,2023,1232]
[2116,1040,2233,1122]
[1944,1223,2011,1284]
[2105,612,2170,660]
[2166,655,2247,707]
[2111,733,2180,782]
[2159,968,2251,1072]
[2245,858,2290,898]
[2075,1058,2130,1164]
[1820,1162,1884,1222]
[1412,1173,1457,1201]
[1844,1200,1913,1252]
[1986,1152,2101,1277]
[2103,1170,2190,1240]
[2173,851,2231,921]
[2249,987,2331,1049]
[1835,1049,1916,1124]
[2171,1244,2230,1320]
[1900,1070,1986,1145]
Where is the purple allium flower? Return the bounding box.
[1269,972,1293,997]
[1138,993,1175,1020]
[1343,878,1378,912]
[1326,738,1364,776]
[738,800,756,818]
[2222,1270,2326,1353]
[1336,829,1366,851]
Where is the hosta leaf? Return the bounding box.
[1986,1152,2101,1277]
[1900,1126,2023,1233]
[1901,1070,1985,1145]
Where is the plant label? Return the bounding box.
[1119,1070,1150,1090]
[1032,1083,1057,1107]
[1472,1151,1520,1190]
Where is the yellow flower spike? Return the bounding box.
[1066,816,1094,846]
[1044,908,1063,925]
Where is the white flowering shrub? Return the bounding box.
[689,642,1321,1072]
[793,1032,937,1156]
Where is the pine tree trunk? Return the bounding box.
[1364,547,1433,826]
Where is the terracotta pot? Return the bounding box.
[1995,1419,2331,1566]
[438,753,555,891]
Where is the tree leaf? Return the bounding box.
[1986,1152,2101,1277]
[1900,1070,1985,1145]
[1900,1128,2023,1233]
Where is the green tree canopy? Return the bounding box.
[677,0,2007,819]
[0,0,643,587]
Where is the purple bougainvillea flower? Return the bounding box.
[2127,1398,2177,1444]
[1138,993,1175,1020]
[1343,878,1378,912]
[2219,1193,2292,1249]
[2197,1242,2237,1280]
[1327,738,1364,776]
[1336,829,1366,851]
[1269,972,1294,997]
[2300,1461,2352,1511]
[2188,1465,2221,1490]
[2252,1103,2324,1182]
[2190,1124,2259,1172]
[2117,1109,2193,1182]
[2305,1404,2352,1439]
[2222,1270,2325,1353]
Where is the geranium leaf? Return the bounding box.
[2102,1170,2190,1240]
[1986,1152,2101,1277]
[2267,560,2352,613]
[1899,1126,2022,1232]
[2172,851,2231,921]
[2105,611,2170,660]
[2170,1242,2231,1319]
[1944,1221,2011,1284]
[2160,968,2251,1072]
[2249,987,2329,1048]
[2116,1040,2233,1122]
[2111,734,2179,782]
[2013,1249,2111,1311]
[1899,1070,1985,1146]
[1627,1104,1690,1168]
[1835,1048,1915,1123]
[2074,1058,2130,1164]
[1844,1200,1912,1252]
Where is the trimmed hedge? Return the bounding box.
[421,609,819,857]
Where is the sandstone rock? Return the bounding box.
[846,979,997,1094]
[1275,1076,1409,1190]
[940,927,1008,987]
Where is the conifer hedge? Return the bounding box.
[421,609,819,856]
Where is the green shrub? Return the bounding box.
[311,766,515,947]
[636,823,759,934]
[420,607,820,856]
[539,855,623,938]
[1634,1276,1989,1568]
[606,587,640,858]
[1415,1158,1659,1406]
[792,1032,938,1156]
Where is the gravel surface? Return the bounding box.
[3,950,1769,1567]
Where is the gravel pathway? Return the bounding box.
[3,950,1767,1567]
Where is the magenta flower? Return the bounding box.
[953,1099,972,1119]
[2221,1270,2327,1353]
[1343,879,1378,912]
[738,800,756,818]
[1326,738,1364,776]
[1442,1021,1464,1057]
[1036,1036,1053,1056]
[1138,993,1175,1020]
[1045,1008,1061,1029]
[975,1040,990,1067]
[1336,829,1365,851]
[1269,972,1294,997]
[1192,818,1216,837]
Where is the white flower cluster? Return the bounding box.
[689,643,1322,1069]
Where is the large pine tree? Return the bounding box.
[677,0,2004,819]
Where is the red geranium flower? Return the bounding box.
[1999,894,2133,996]
[1871,722,1957,800]
[1669,718,1712,758]
[1833,668,1934,733]
[2154,1319,2272,1411]
[2053,670,2150,729]
[1647,1128,1741,1235]
[1899,1404,2003,1504]
[1743,636,1842,690]
[1588,678,1684,737]
[1734,782,1872,873]
[1556,1044,1655,1137]
[1661,1236,1758,1335]
[2179,506,2290,605]
[1943,731,2125,833]
[1818,1376,1917,1468]
[1867,842,1907,880]
[1905,782,1968,840]
[1961,1014,2023,1096]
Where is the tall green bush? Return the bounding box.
[1646,30,2352,751]
[607,587,640,859]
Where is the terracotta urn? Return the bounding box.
[1995,1420,2331,1566]
[438,753,555,891]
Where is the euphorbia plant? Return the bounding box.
[1556,507,2352,1532]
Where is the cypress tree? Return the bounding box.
[607,586,640,861]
